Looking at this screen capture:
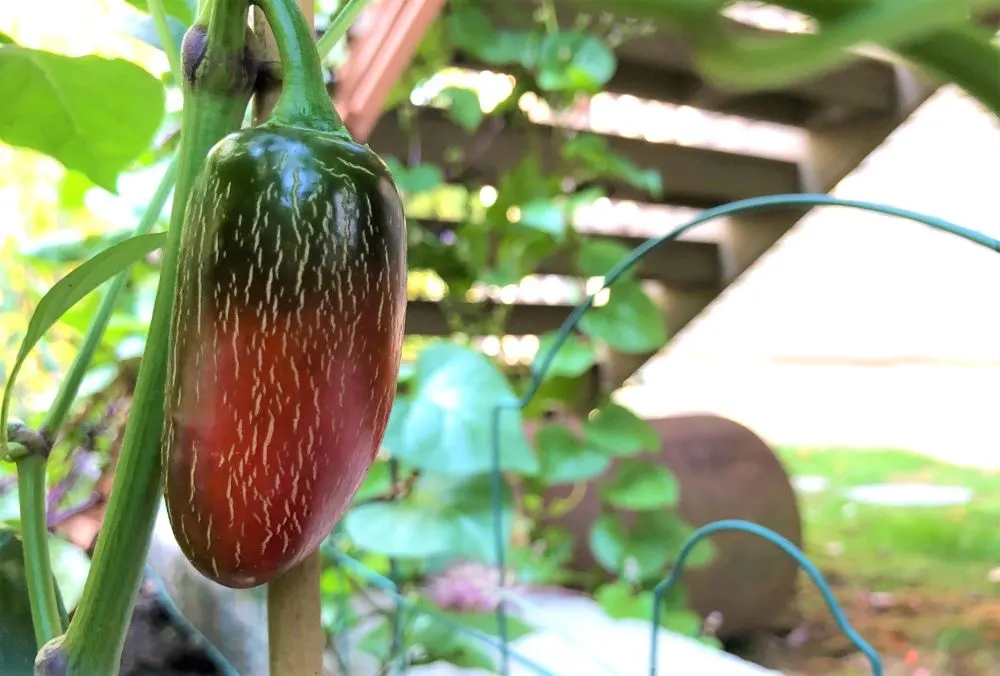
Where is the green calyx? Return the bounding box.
[253,0,351,137]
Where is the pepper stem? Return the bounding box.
[254,0,350,136]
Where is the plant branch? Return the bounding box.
[16,160,178,654]
[46,1,257,672]
[17,455,62,648]
[315,0,371,59]
[148,0,183,85]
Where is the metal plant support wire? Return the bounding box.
[330,193,1000,676]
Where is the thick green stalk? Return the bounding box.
[256,0,350,135]
[17,161,178,654]
[40,2,256,673]
[314,0,371,59]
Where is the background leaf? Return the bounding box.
[600,459,680,510]
[0,528,70,675]
[1,233,166,455]
[344,475,513,561]
[534,332,596,380]
[438,86,484,133]
[583,403,660,457]
[578,282,667,353]
[0,47,166,191]
[392,343,539,477]
[536,423,610,484]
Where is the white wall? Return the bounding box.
[617,88,1000,467]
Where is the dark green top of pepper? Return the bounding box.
[200,127,405,314]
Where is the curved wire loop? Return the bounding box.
[649,519,882,675]
[483,193,1000,674]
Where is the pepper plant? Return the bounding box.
[3,0,1000,675]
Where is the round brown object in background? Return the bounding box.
[539,414,803,639]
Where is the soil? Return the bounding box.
[117,577,224,676]
[737,573,1000,676]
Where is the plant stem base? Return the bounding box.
[267,551,325,675]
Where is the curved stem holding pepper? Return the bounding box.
[255,0,351,135]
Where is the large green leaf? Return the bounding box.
[344,475,514,561]
[537,32,617,93]
[599,459,679,511]
[589,512,712,581]
[0,528,71,675]
[578,281,667,353]
[391,342,539,477]
[534,332,596,380]
[536,423,610,485]
[1,233,167,457]
[583,402,660,457]
[0,46,165,192]
[576,239,636,279]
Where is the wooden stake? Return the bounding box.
[267,552,326,675]
[260,1,326,668]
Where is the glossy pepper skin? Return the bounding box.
[162,125,407,588]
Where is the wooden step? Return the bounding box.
[452,0,905,129]
[416,217,723,289]
[367,107,803,208]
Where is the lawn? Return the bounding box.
[754,447,1000,675]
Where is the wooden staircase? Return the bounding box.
[333,0,949,391]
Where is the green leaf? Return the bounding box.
[583,403,659,457]
[595,580,705,635]
[576,239,635,279]
[537,32,617,93]
[438,86,484,133]
[517,198,569,239]
[383,157,445,195]
[393,342,539,477]
[536,424,610,485]
[1,233,166,457]
[353,458,393,504]
[381,397,410,457]
[0,528,69,675]
[534,332,596,380]
[446,7,540,67]
[0,32,14,45]
[589,512,697,581]
[125,0,196,24]
[600,459,679,510]
[563,134,663,198]
[578,281,667,353]
[344,475,513,561]
[0,47,166,192]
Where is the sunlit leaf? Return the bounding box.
[0,47,166,192]
[1,233,166,457]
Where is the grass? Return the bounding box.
[765,446,1000,674]
[775,446,1000,594]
